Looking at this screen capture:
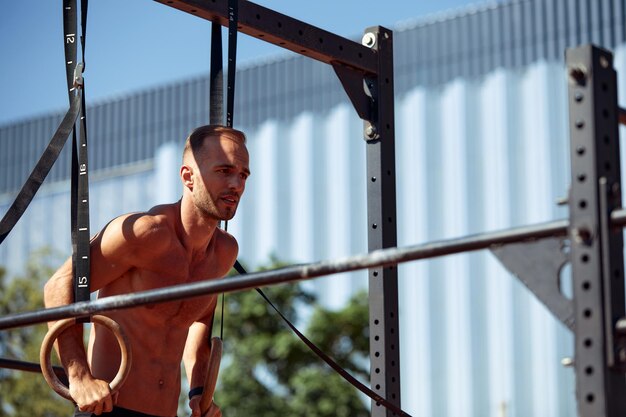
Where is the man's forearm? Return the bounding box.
[184,322,212,390]
[44,264,92,381]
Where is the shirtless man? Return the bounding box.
[44,125,250,417]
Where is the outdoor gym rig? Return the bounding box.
[1,0,626,416]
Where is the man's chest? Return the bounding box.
[122,257,222,324]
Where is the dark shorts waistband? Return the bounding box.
[73,405,176,417]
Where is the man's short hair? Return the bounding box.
[183,125,247,161]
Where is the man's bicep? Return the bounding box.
[88,218,136,290]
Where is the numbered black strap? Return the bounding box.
[63,0,91,308]
[0,2,88,245]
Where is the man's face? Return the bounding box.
[191,135,250,221]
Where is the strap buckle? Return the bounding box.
[73,62,84,89]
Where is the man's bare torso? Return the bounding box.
[86,205,228,416]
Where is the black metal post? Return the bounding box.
[566,44,626,417]
[363,26,401,417]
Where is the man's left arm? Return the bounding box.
[184,317,214,417]
[185,232,237,415]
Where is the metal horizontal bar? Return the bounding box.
[0,357,66,380]
[0,217,572,331]
[3,208,626,332]
[153,0,378,75]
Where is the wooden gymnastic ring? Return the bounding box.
[39,315,132,401]
[203,401,222,417]
[200,337,223,415]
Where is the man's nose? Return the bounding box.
[229,175,245,192]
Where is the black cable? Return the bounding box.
[232,261,412,417]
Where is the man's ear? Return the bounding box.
[180,164,194,190]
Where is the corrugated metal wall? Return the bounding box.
[2,0,625,194]
[395,62,571,417]
[2,0,626,416]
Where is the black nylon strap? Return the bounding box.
[63,0,78,93]
[225,0,238,128]
[232,261,412,417]
[80,0,88,70]
[74,0,91,307]
[212,0,239,340]
[209,18,225,340]
[64,0,91,307]
[72,89,91,305]
[209,22,223,126]
[0,94,82,245]
[0,2,86,247]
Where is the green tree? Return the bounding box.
[0,249,73,417]
[212,258,370,417]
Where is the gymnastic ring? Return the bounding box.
[39,315,132,401]
[200,337,223,415]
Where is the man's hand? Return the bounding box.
[70,375,114,415]
[189,396,221,417]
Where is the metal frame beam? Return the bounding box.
[154,0,377,75]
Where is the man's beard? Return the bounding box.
[193,185,236,221]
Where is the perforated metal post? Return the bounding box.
[364,26,401,417]
[567,44,626,417]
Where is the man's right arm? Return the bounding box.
[44,257,114,415]
[43,213,163,414]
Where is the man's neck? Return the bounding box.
[176,198,219,254]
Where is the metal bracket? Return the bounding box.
[491,237,574,330]
[331,62,374,123]
[331,29,380,141]
[73,62,84,88]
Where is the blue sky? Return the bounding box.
[0,0,490,125]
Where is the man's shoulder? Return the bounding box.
[107,205,177,250]
[211,228,239,268]
[214,228,238,250]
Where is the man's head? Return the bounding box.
[181,125,250,221]
[182,125,247,162]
